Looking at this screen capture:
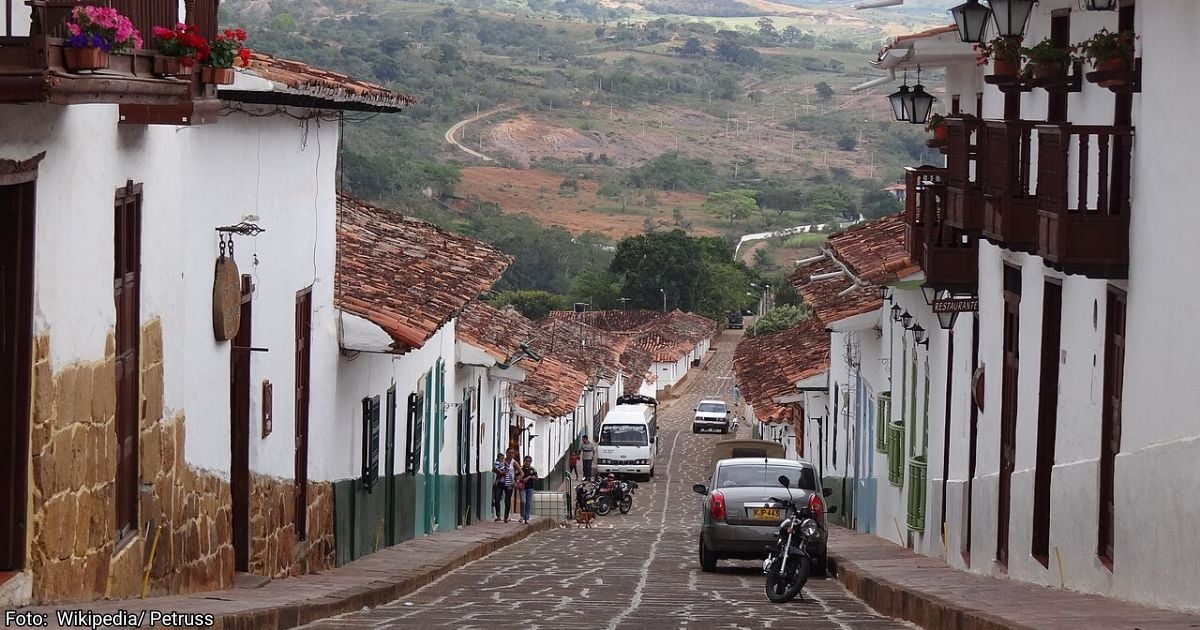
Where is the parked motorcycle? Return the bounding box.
[762,474,834,603]
[574,480,609,515]
[595,477,638,516]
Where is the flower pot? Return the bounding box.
[992,59,1020,78]
[933,125,949,142]
[1094,57,1129,87]
[201,67,235,85]
[63,47,109,72]
[1033,61,1065,80]
[153,55,190,78]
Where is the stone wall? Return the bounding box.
[26,319,333,603]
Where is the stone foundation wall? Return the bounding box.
[26,319,333,603]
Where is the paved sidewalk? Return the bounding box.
[827,527,1200,630]
[15,519,553,629]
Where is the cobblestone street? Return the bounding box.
[301,332,911,629]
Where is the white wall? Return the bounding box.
[0,103,341,481]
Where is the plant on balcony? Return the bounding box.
[63,6,143,72]
[1074,28,1137,71]
[201,28,252,85]
[1022,38,1072,80]
[974,35,1023,78]
[151,24,210,77]
[925,113,949,144]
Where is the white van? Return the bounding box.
[595,397,658,480]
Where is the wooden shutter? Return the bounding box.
[113,181,142,540]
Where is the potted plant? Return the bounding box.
[1075,28,1137,87]
[975,35,1023,78]
[151,23,210,77]
[201,28,252,85]
[1022,38,1072,80]
[63,5,142,72]
[925,113,949,145]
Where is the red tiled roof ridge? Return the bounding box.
[825,213,920,285]
[733,317,830,425]
[237,52,416,112]
[456,300,536,362]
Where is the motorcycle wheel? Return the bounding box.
[764,554,810,603]
[619,495,633,514]
[594,496,612,516]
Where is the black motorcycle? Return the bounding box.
[763,474,836,603]
[574,480,609,515]
[595,479,637,516]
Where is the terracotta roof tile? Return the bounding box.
[227,52,417,112]
[543,309,717,362]
[456,301,536,361]
[530,318,626,384]
[616,340,655,395]
[789,257,882,325]
[512,355,589,418]
[336,194,512,353]
[733,317,829,425]
[826,213,921,285]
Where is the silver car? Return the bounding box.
[693,457,832,575]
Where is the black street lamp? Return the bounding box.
[911,324,929,346]
[900,311,914,329]
[1080,0,1117,10]
[951,0,993,43]
[891,304,902,322]
[905,66,936,125]
[878,285,893,302]
[989,0,1038,39]
[887,71,911,122]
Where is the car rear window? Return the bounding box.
[716,464,817,490]
[697,402,726,413]
[600,424,648,447]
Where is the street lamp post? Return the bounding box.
[659,288,666,312]
[618,297,631,310]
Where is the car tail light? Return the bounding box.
[710,491,727,522]
[808,493,825,527]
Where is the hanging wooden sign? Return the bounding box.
[213,256,241,341]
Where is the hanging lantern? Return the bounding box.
[989,0,1038,39]
[951,0,992,43]
[905,67,937,125]
[1080,0,1117,9]
[887,71,911,122]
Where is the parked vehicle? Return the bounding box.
[692,457,833,577]
[727,310,744,329]
[574,479,608,515]
[761,474,835,603]
[693,399,730,433]
[595,476,638,516]
[596,397,658,480]
[708,439,784,470]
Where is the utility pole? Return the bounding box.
[659,288,666,312]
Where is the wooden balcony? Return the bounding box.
[980,120,1041,252]
[945,116,984,233]
[905,165,979,292]
[1036,125,1133,278]
[0,0,219,118]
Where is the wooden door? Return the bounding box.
[385,386,396,546]
[114,181,143,540]
[997,268,1021,566]
[0,181,35,571]
[1098,289,1126,565]
[294,288,312,540]
[230,276,252,571]
[1032,281,1062,563]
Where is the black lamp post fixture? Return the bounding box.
[989,0,1038,39]
[905,66,936,125]
[1080,0,1117,10]
[878,285,893,302]
[887,70,911,122]
[900,311,914,329]
[951,0,992,43]
[911,324,929,347]
[891,304,903,322]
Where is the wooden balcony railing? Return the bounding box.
[905,165,979,292]
[945,115,984,232]
[1036,125,1133,278]
[981,120,1042,251]
[0,0,218,109]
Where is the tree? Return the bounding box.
[837,134,858,151]
[815,81,835,101]
[756,17,777,39]
[610,230,706,313]
[568,270,623,309]
[675,36,705,57]
[703,189,758,225]
[747,304,808,337]
[805,185,858,221]
[488,290,568,320]
[861,189,904,219]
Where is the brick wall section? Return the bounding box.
[26,319,333,603]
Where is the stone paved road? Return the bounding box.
[301,331,913,630]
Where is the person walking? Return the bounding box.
[567,449,580,480]
[491,452,507,522]
[518,455,538,524]
[500,453,517,523]
[732,382,741,405]
[580,435,595,480]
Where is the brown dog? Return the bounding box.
[575,509,595,528]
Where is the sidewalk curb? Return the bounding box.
[217,520,554,630]
[828,553,1035,630]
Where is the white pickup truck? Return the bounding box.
[692,399,730,434]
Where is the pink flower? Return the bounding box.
[67,22,80,36]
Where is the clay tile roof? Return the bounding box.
[733,317,829,424]
[529,318,625,383]
[878,24,959,58]
[456,301,536,361]
[512,355,590,418]
[789,257,881,326]
[826,213,921,285]
[543,309,716,363]
[336,193,512,353]
[616,340,655,395]
[543,309,669,333]
[226,52,417,112]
